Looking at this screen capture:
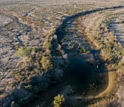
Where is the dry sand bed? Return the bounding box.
[0,14,12,26]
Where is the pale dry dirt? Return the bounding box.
[0,0,124,106]
[0,14,12,26]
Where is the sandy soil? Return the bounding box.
[0,0,124,106]
[0,14,12,26]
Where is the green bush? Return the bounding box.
[53,94,64,107]
[43,40,52,49]
[14,47,32,57]
[40,55,53,71]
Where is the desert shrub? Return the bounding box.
[73,34,78,38]
[40,55,53,71]
[53,94,64,107]
[63,36,69,41]
[33,48,37,53]
[43,40,52,49]
[8,57,11,60]
[122,20,124,23]
[109,35,115,45]
[25,84,32,90]
[80,47,87,53]
[14,47,32,57]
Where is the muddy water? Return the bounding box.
[64,57,108,96]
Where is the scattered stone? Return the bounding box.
[79,53,95,64]
[61,85,72,96]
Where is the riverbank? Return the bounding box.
[24,6,124,107]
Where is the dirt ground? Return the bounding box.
[1,0,124,106]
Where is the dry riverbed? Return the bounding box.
[1,0,124,107]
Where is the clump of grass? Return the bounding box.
[14,47,32,57]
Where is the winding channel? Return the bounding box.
[25,6,124,107]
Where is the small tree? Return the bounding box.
[53,94,64,107]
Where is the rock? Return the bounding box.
[63,54,68,59]
[67,21,71,24]
[61,85,72,96]
[79,53,95,64]
[11,101,15,107]
[11,101,19,107]
[55,69,63,79]
[53,35,57,39]
[13,87,32,100]
[57,44,61,51]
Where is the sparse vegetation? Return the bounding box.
[1,0,124,107]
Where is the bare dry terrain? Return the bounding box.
[1,0,124,107]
